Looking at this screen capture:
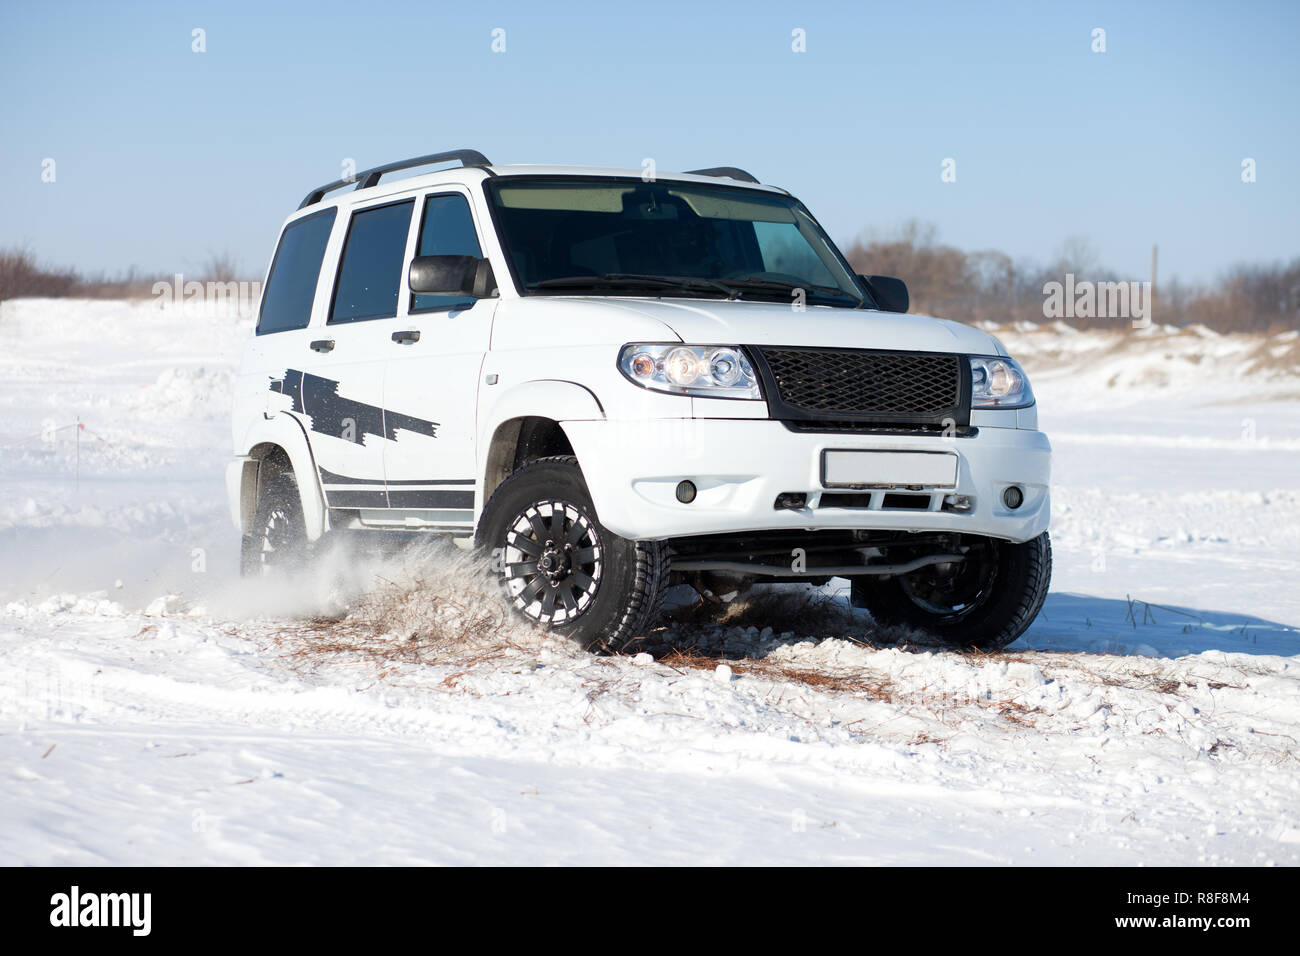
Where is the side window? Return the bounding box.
[257,209,336,335]
[329,199,415,324]
[411,193,483,313]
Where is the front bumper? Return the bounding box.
[561,418,1051,543]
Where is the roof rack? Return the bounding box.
[684,166,761,184]
[298,149,493,209]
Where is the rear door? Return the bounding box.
[381,189,494,524]
[255,206,337,444]
[296,197,417,509]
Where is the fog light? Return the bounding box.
[1002,485,1024,509]
[676,480,697,504]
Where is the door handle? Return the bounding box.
[391,330,421,344]
[310,339,335,353]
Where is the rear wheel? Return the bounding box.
[240,466,309,577]
[851,532,1052,650]
[477,456,668,653]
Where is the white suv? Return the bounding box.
[229,150,1051,652]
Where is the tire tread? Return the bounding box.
[478,455,668,653]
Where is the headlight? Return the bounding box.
[618,344,761,399]
[969,356,1034,408]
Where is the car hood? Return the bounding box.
[551,296,1003,355]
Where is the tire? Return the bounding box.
[476,456,668,653]
[240,465,309,577]
[850,531,1052,651]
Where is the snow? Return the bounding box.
[1,299,1298,865]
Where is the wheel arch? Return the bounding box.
[477,380,605,525]
[232,414,328,541]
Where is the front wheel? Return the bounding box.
[476,456,668,653]
[851,532,1052,650]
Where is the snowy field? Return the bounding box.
[1,297,1298,865]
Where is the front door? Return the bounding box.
[382,190,494,525]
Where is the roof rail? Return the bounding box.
[298,149,493,209]
[684,166,761,184]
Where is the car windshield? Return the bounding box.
[485,177,868,308]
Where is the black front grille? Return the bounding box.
[753,347,969,426]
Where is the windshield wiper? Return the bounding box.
[532,274,738,297]
[722,275,867,307]
[531,273,865,308]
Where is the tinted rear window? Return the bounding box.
[330,200,415,324]
[257,209,336,335]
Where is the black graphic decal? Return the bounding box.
[314,466,475,511]
[268,369,439,444]
[322,488,390,509]
[384,489,474,510]
[317,466,474,487]
[316,466,385,486]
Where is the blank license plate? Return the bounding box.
[821,450,958,489]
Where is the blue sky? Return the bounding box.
[1,0,1296,283]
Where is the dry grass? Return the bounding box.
[242,550,1075,742]
[263,544,546,684]
[0,247,79,299]
[982,698,1046,728]
[658,647,897,700]
[1007,650,1249,696]
[657,642,1056,736]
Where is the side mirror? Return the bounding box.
[409,255,496,298]
[858,274,909,313]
